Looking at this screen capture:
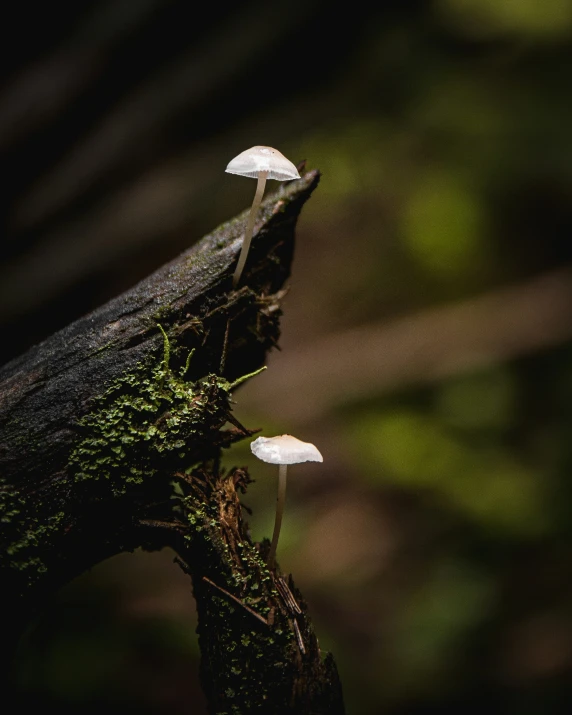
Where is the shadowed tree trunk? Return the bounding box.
[0,171,346,713]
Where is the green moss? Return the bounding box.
[5,511,66,558]
[0,488,25,525]
[0,491,67,586]
[68,325,261,497]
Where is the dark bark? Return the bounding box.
[158,465,345,714]
[0,170,345,712]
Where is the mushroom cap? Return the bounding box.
[225,146,301,181]
[251,434,323,465]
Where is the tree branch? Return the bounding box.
[0,169,345,713]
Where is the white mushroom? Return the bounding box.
[226,146,300,288]
[251,434,323,569]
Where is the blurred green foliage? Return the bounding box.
[393,558,496,692]
[437,0,572,40]
[402,173,490,279]
[347,401,548,535]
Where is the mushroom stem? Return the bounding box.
[267,463,288,569]
[232,171,268,287]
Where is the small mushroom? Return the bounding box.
[251,434,323,569]
[226,146,300,288]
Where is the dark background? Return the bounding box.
[4,1,572,713]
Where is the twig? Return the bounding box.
[174,556,192,577]
[292,618,306,654]
[220,318,231,373]
[139,518,186,532]
[224,411,255,436]
[275,575,302,614]
[202,576,269,626]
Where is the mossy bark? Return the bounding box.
[0,171,346,712]
[172,465,345,714]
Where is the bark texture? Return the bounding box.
[0,170,346,713]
